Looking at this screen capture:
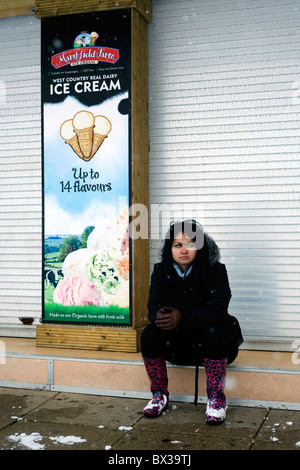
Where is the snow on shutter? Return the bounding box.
[148,0,300,350]
[0,15,41,333]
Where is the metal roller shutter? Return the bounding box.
[0,15,41,335]
[148,0,300,351]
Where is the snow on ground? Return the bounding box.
[49,435,87,445]
[8,433,45,450]
[7,432,86,450]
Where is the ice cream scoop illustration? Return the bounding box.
[90,115,112,159]
[90,31,99,45]
[62,248,96,279]
[88,248,122,296]
[60,119,84,159]
[60,110,111,161]
[116,248,129,280]
[72,110,95,160]
[53,276,104,306]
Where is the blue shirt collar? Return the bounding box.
[173,262,193,278]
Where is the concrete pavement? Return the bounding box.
[0,387,299,454]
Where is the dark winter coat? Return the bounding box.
[147,233,243,364]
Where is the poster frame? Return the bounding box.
[41,9,133,327]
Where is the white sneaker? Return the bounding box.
[143,393,168,418]
[205,401,227,425]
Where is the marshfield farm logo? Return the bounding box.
[51,30,120,69]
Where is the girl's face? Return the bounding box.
[171,232,197,272]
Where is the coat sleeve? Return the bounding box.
[179,263,232,330]
[147,264,163,324]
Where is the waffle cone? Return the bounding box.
[76,126,94,160]
[89,133,106,159]
[66,135,85,160]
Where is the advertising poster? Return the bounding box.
[41,10,131,325]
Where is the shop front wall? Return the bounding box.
[0,0,300,351]
[147,0,300,351]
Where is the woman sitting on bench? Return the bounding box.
[141,219,243,425]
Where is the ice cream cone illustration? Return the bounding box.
[61,111,111,161]
[90,115,112,159]
[60,119,84,160]
[91,31,99,45]
[72,110,95,161]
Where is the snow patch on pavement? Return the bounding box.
[7,432,86,450]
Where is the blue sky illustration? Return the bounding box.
[43,92,129,236]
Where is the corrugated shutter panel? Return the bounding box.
[148,0,300,350]
[0,15,41,331]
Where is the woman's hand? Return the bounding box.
[155,307,182,330]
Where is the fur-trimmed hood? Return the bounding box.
[204,233,221,266]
